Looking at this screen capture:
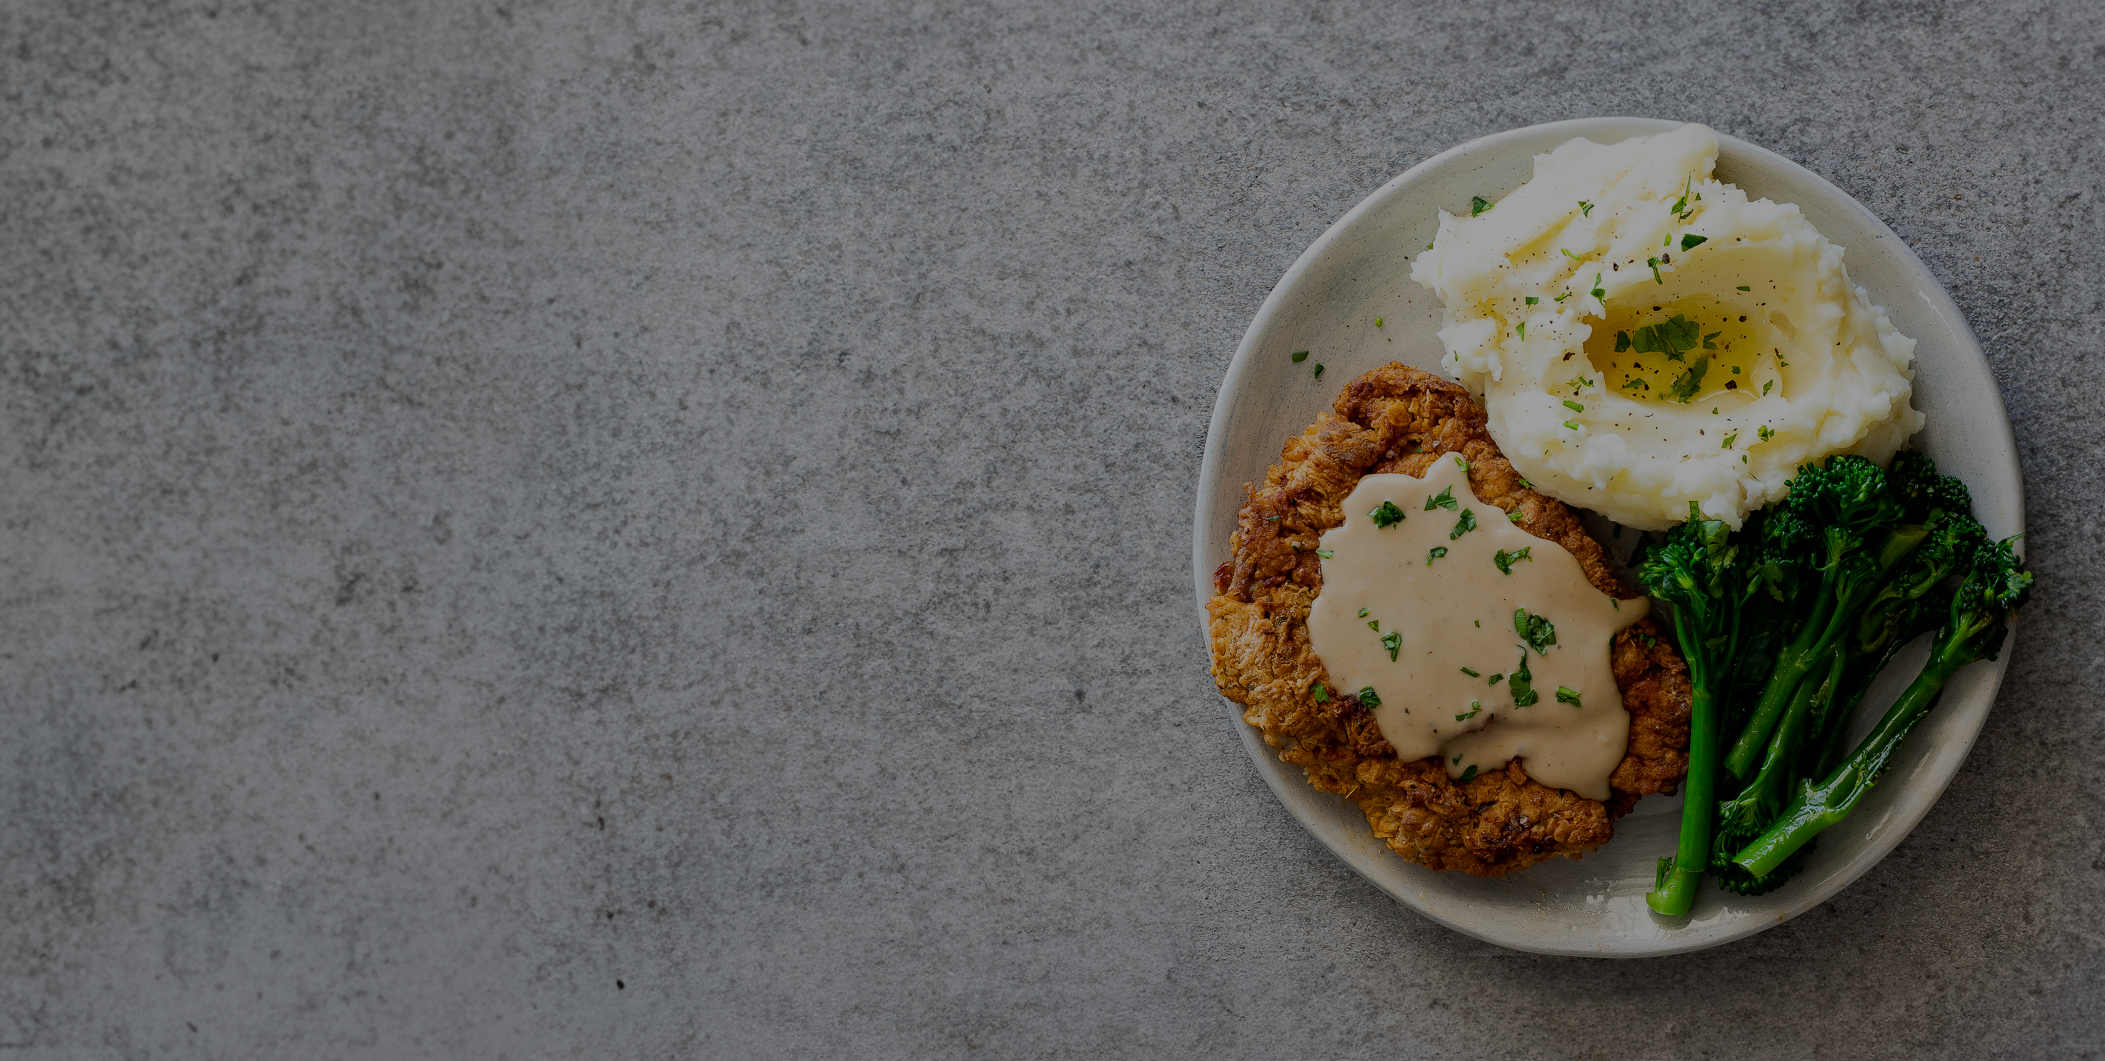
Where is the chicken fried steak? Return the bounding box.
[1208,363,1693,877]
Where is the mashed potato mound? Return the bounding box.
[1410,123,1924,530]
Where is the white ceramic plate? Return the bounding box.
[1192,117,2023,957]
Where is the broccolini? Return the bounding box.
[1734,533,2030,876]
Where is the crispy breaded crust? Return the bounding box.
[1207,362,1691,877]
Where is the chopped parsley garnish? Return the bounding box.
[1646,256,1664,284]
[1556,686,1582,707]
[1458,764,1479,783]
[1357,607,1370,618]
[1666,357,1711,403]
[1454,455,1470,471]
[1312,683,1329,702]
[1622,377,1646,390]
[1471,195,1494,216]
[1561,247,1580,260]
[1291,350,1309,363]
[1381,631,1402,660]
[1460,667,1480,677]
[1357,686,1381,707]
[1757,425,1775,442]
[1316,548,1335,558]
[1579,200,1594,217]
[1455,701,1482,722]
[1721,433,1738,449]
[1374,316,1384,328]
[1425,545,1448,565]
[1449,509,1478,539]
[1426,485,1458,511]
[1627,314,1701,361]
[1506,512,1523,523]
[1562,420,1579,430]
[1681,233,1708,251]
[1312,363,1325,379]
[1762,380,1775,396]
[1514,609,1557,654]
[1670,173,1696,219]
[1369,500,1406,528]
[1703,330,1721,349]
[1525,296,1539,305]
[1590,273,1605,302]
[1487,672,1505,685]
[1492,546,1533,574]
[1508,647,1540,707]
[1563,399,1584,413]
[1367,619,1380,631]
[1518,478,1533,489]
[1736,284,1751,291]
[1516,322,1526,339]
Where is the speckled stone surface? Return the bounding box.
[4,1,2102,1057]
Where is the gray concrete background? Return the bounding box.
[4,0,2101,1057]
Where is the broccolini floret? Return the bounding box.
[1888,449,1975,524]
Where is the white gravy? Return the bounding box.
[1307,457,1648,800]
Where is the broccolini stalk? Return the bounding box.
[1801,464,1986,779]
[1717,648,1840,854]
[1640,508,1742,917]
[1717,526,1919,774]
[1719,539,1784,742]
[1805,592,1946,779]
[1735,536,2031,877]
[1723,457,1925,777]
[1804,645,1884,781]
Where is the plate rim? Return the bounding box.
[1190,116,2024,957]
